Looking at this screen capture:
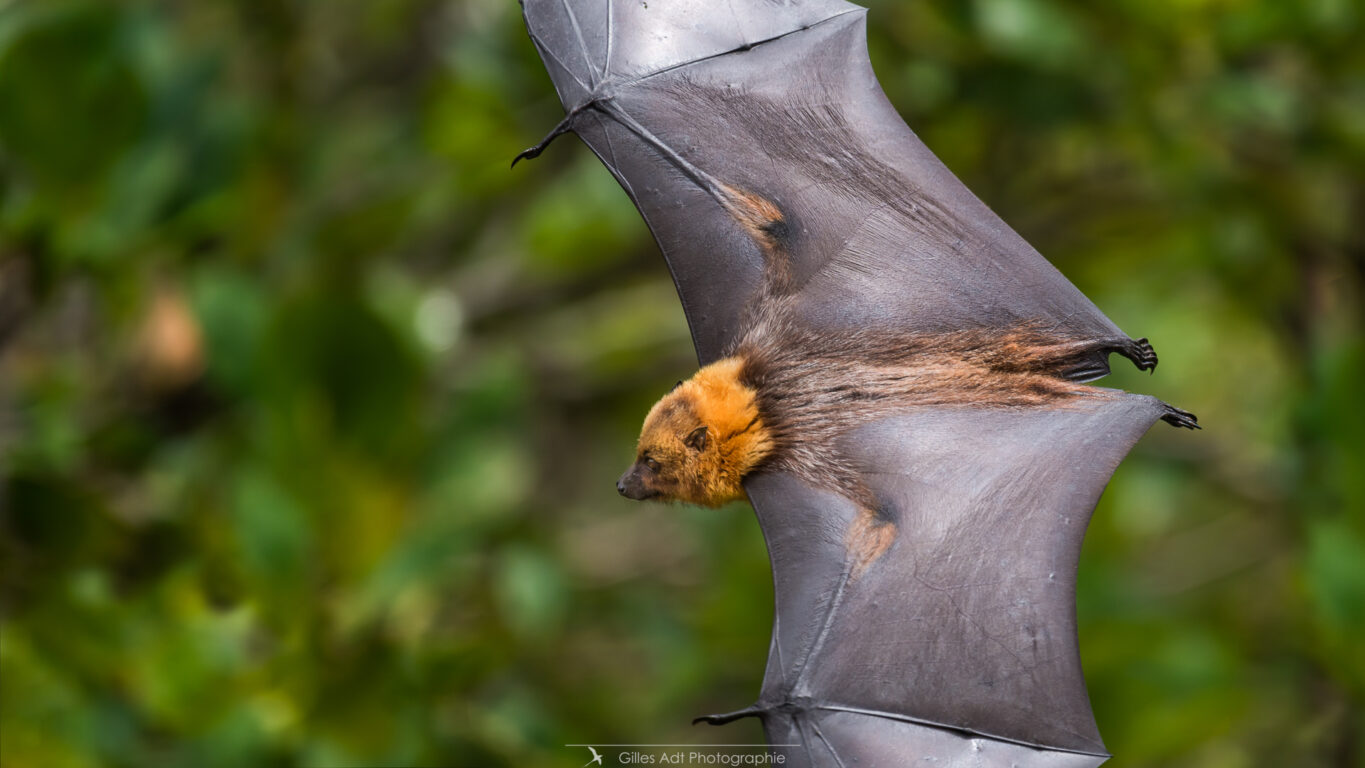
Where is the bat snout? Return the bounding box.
[616,466,657,501]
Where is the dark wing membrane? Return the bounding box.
[522,0,857,110]
[743,393,1167,766]
[766,713,1107,768]
[521,0,1127,366]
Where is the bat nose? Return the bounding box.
[616,480,627,496]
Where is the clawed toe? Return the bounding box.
[1127,337,1159,373]
[1160,404,1200,430]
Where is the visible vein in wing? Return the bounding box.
[592,110,637,204]
[810,720,850,768]
[601,0,614,83]
[910,571,1031,674]
[558,0,598,87]
[795,716,818,768]
[531,32,591,93]
[814,704,1110,758]
[612,8,861,93]
[790,564,851,694]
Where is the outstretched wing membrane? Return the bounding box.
[743,395,1166,766]
[520,0,1126,366]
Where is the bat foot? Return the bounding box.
[693,704,767,726]
[1123,337,1159,373]
[1061,337,1157,381]
[1160,404,1200,429]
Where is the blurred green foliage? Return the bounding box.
[0,0,1362,766]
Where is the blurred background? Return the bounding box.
[0,0,1361,766]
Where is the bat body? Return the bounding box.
[517,1,1197,765]
[616,200,1195,548]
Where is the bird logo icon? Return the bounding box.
[581,746,603,767]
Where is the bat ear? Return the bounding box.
[684,425,709,451]
[670,380,684,392]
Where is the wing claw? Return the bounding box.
[693,704,767,726]
[511,109,584,168]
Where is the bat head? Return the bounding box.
[617,357,771,508]
[618,386,720,505]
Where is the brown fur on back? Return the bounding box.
[732,311,1099,512]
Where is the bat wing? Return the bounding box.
[519,0,1175,764]
[520,0,1137,373]
[735,394,1169,766]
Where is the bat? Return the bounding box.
[515,1,1196,765]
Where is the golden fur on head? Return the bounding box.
[624,357,774,507]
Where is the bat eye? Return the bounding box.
[644,458,660,472]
